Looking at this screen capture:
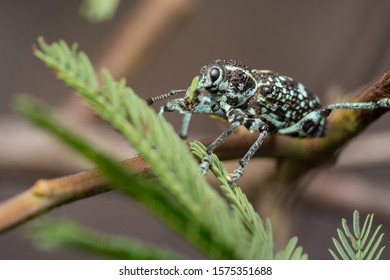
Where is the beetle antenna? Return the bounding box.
[146,89,186,105]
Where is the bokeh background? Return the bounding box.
[0,0,389,259]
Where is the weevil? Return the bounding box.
[147,59,390,185]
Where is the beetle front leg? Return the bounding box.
[158,99,195,139]
[179,113,192,139]
[158,98,187,116]
[146,89,186,105]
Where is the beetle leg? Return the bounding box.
[199,109,245,176]
[146,89,186,105]
[228,121,268,185]
[327,98,390,110]
[179,113,192,139]
[277,109,329,137]
[158,98,187,116]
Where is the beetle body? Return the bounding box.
[197,60,325,136]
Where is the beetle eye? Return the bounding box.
[209,67,220,83]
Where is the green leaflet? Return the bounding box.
[330,210,385,260]
[189,141,307,260]
[187,76,199,104]
[29,219,180,260]
[79,0,120,23]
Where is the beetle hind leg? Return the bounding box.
[326,98,390,110]
[277,109,329,137]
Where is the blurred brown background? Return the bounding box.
[0,0,389,259]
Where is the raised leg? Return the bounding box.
[146,89,186,105]
[228,123,268,185]
[158,98,186,116]
[326,98,390,110]
[277,98,390,138]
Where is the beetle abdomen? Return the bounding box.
[245,70,321,131]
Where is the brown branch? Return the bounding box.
[0,71,389,234]
[0,157,148,233]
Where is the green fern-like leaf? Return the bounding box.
[329,210,385,260]
[25,37,296,259]
[16,95,226,258]
[29,219,180,260]
[190,140,307,260]
[79,0,120,23]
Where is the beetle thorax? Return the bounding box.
[222,65,257,106]
[197,60,258,108]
